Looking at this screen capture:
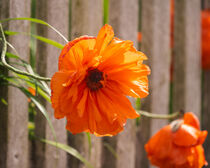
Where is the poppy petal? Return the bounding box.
[184,112,200,129]
[59,37,96,71]
[172,124,198,147]
[51,71,74,118]
[94,24,114,55]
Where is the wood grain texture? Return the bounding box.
[34,0,69,168]
[0,0,9,168]
[0,0,31,168]
[139,0,171,167]
[173,0,201,118]
[202,71,210,164]
[108,0,138,168]
[203,0,210,8]
[0,1,9,167]
[69,1,103,168]
[202,0,210,164]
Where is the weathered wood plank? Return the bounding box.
[203,0,210,8]
[0,0,30,168]
[173,0,201,118]
[202,71,210,164]
[69,1,103,168]
[108,0,138,168]
[0,1,10,168]
[138,0,171,167]
[34,0,69,168]
[202,0,210,164]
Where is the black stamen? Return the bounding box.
[85,68,104,91]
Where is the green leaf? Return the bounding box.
[1,17,49,26]
[20,87,56,142]
[6,52,20,59]
[136,98,141,110]
[103,142,118,159]
[4,30,19,35]
[15,73,51,102]
[0,17,68,42]
[33,34,63,49]
[1,98,8,105]
[4,30,64,49]
[86,132,92,157]
[41,139,94,168]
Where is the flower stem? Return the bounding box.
[137,110,181,119]
[0,23,51,81]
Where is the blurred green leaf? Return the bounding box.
[6,52,20,59]
[136,98,141,110]
[1,17,49,26]
[86,132,92,157]
[4,30,64,49]
[1,98,8,105]
[103,142,118,159]
[15,74,51,102]
[20,87,56,142]
[0,17,68,42]
[41,139,94,168]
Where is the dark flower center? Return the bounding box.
[85,68,104,91]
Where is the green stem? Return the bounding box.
[137,110,181,119]
[0,24,51,81]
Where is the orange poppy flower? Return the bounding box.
[51,24,150,136]
[202,10,210,70]
[145,112,208,168]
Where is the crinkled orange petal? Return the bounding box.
[51,71,74,119]
[66,111,89,134]
[105,83,139,119]
[94,90,119,124]
[170,144,192,166]
[90,90,125,136]
[172,124,199,147]
[99,40,147,73]
[184,112,200,129]
[58,36,96,71]
[94,24,114,55]
[194,145,208,167]
[145,125,172,160]
[197,130,208,145]
[107,75,149,98]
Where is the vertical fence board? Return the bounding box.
[0,1,9,167]
[45,1,69,168]
[108,0,138,168]
[138,0,170,167]
[35,0,69,168]
[70,1,103,168]
[202,0,210,164]
[0,0,31,168]
[203,71,210,163]
[173,0,201,117]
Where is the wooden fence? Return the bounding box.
[0,0,209,168]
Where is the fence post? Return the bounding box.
[34,0,69,168]
[202,0,210,164]
[138,0,171,168]
[0,0,30,168]
[69,0,103,168]
[173,1,201,117]
[0,1,9,168]
[107,0,138,168]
